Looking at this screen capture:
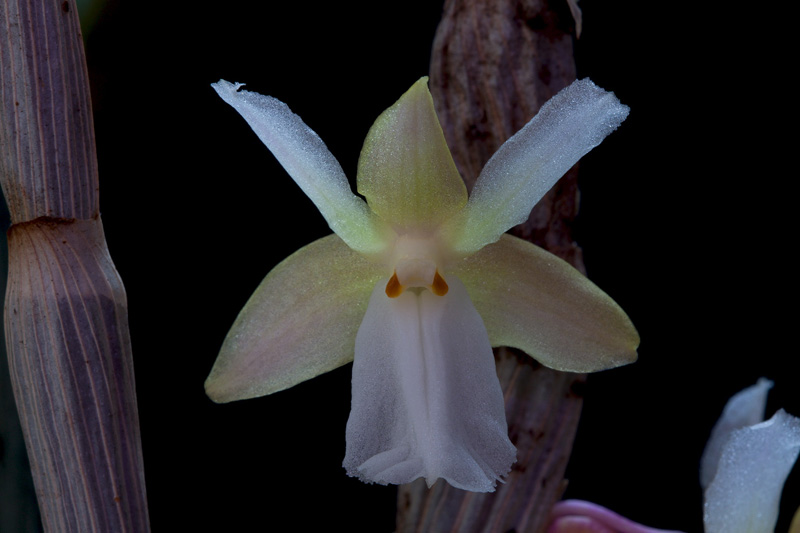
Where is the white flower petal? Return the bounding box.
[704,409,800,533]
[700,378,773,490]
[444,78,629,254]
[212,80,391,255]
[343,277,516,492]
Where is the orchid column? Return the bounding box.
[399,0,607,529]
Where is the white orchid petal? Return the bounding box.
[212,80,391,255]
[446,78,629,254]
[700,378,774,490]
[703,409,800,533]
[343,277,515,492]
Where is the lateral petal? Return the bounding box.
[704,410,800,533]
[343,277,515,492]
[445,79,629,254]
[450,234,638,372]
[213,80,391,255]
[205,234,384,403]
[356,77,467,231]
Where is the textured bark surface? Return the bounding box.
[0,1,150,531]
[396,0,585,531]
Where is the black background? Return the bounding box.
[6,0,798,531]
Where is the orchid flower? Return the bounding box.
[700,379,800,533]
[547,379,800,532]
[205,77,639,492]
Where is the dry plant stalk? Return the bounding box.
[0,1,150,531]
[396,0,585,531]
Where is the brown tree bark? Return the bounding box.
[396,1,585,531]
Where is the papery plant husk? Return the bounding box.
[0,2,150,531]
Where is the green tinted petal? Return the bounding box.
[789,505,800,533]
[357,77,467,231]
[205,234,385,402]
[450,234,638,372]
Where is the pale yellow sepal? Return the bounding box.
[790,505,800,533]
[205,234,385,403]
[357,77,467,231]
[450,234,639,372]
